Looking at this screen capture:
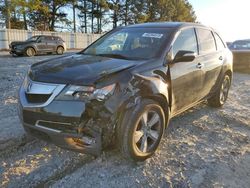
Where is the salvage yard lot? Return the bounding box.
[0,52,250,188]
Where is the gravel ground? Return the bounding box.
[0,52,249,188]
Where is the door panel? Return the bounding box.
[36,36,47,52]
[170,57,203,113]
[170,28,204,113]
[196,29,223,97]
[199,52,222,97]
[45,37,56,52]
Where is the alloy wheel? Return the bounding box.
[26,48,35,57]
[57,47,64,55]
[133,110,161,153]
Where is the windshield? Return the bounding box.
[26,36,39,42]
[230,40,250,50]
[83,28,172,60]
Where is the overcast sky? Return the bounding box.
[189,0,250,42]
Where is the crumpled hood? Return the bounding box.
[29,54,139,85]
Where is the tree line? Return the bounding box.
[0,0,196,33]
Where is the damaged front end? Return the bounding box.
[19,66,170,157]
[62,70,171,156]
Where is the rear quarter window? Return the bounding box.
[214,33,226,50]
[197,28,216,54]
[56,37,63,42]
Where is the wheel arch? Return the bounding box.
[57,45,65,50]
[225,69,233,81]
[143,94,170,124]
[25,46,37,53]
[114,92,171,131]
[211,65,233,95]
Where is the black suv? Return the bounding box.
[10,35,66,57]
[18,22,233,161]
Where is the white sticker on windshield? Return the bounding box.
[142,33,163,38]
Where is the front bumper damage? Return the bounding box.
[9,45,24,55]
[18,80,118,156]
[18,100,108,156]
[18,70,170,156]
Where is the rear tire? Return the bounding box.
[117,99,166,161]
[25,47,35,57]
[56,46,64,55]
[208,74,231,107]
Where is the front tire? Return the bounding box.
[118,99,166,161]
[208,74,231,107]
[25,47,36,57]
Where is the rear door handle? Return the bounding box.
[196,63,203,69]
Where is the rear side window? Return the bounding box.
[173,28,198,57]
[214,33,225,50]
[55,37,63,41]
[197,28,216,54]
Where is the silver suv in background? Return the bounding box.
[9,35,66,57]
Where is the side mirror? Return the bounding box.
[36,39,42,43]
[163,47,174,67]
[173,50,196,63]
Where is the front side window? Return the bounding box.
[172,28,198,57]
[38,36,46,42]
[197,28,216,54]
[83,28,172,60]
[26,36,39,42]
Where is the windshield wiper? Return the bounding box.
[95,53,131,60]
[82,53,145,60]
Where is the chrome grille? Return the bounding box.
[20,77,66,107]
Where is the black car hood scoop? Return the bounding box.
[30,54,138,85]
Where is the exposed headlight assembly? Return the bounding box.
[57,84,116,101]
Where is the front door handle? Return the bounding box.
[196,63,203,69]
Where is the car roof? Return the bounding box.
[125,22,208,29]
[32,35,61,38]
